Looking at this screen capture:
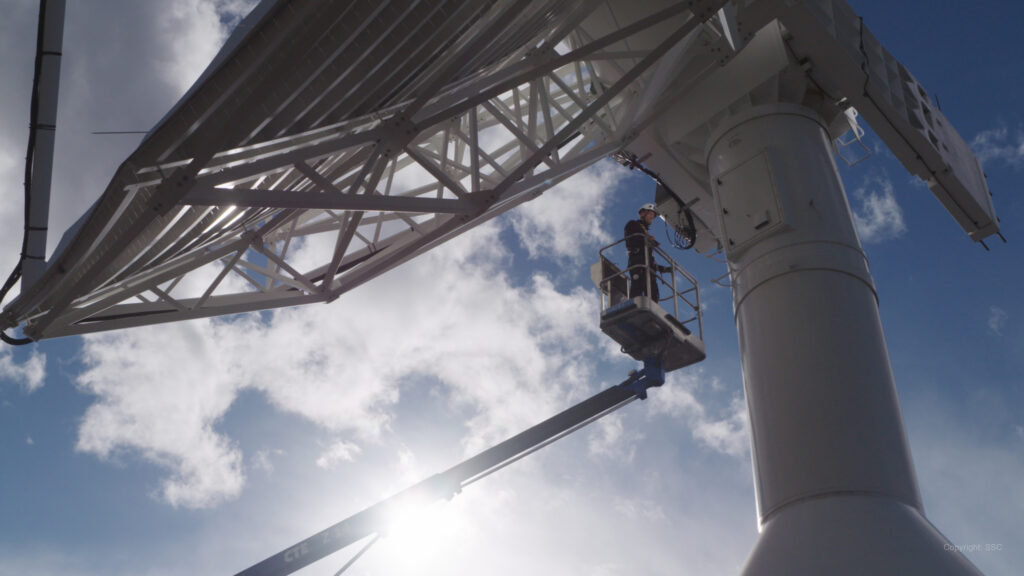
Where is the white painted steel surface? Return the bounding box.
[707,105,981,575]
[1,0,730,340]
[1,0,997,341]
[744,495,984,575]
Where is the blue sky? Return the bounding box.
[0,1,1020,575]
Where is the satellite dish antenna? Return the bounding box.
[1,1,998,574]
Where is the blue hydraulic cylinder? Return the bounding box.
[621,356,666,399]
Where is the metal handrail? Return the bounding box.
[597,233,702,340]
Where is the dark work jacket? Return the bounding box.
[624,218,660,300]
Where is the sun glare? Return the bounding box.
[375,495,469,573]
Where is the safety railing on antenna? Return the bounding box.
[597,234,702,340]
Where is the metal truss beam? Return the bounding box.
[3,0,991,344]
[3,0,731,340]
[185,186,482,214]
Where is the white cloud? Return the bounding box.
[156,0,259,93]
[650,371,749,458]
[316,440,361,469]
[510,161,624,263]
[76,321,248,509]
[73,217,610,508]
[250,448,283,474]
[0,2,38,288]
[690,395,749,458]
[988,306,1008,335]
[587,413,641,462]
[0,547,85,576]
[970,125,1024,169]
[851,173,907,244]
[907,174,930,190]
[0,347,46,393]
[0,150,23,289]
[26,435,34,446]
[612,496,666,522]
[907,398,1024,576]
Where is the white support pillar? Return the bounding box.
[706,104,982,575]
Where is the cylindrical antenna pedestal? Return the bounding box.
[706,104,982,575]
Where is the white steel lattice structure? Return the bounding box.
[0,0,997,341]
[4,0,733,340]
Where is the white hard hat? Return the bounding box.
[638,202,658,215]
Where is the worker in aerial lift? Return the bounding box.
[625,202,672,302]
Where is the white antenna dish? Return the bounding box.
[0,0,997,341]
[2,0,728,340]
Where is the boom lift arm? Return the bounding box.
[233,359,667,576]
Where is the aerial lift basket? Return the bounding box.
[591,236,705,372]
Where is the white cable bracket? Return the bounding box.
[834,106,871,167]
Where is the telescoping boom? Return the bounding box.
[234,359,668,576]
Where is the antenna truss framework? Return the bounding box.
[2,0,996,341]
[2,0,730,340]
